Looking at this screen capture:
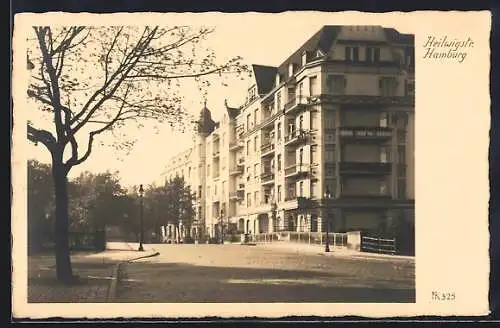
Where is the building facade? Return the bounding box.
[162,25,415,240]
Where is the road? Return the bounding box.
[115,243,415,303]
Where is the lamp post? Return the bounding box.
[271,201,278,233]
[324,187,331,253]
[138,184,144,251]
[220,208,225,244]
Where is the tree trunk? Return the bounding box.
[52,164,74,284]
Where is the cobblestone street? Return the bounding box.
[116,244,415,303]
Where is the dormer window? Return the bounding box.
[288,63,294,77]
[275,73,280,86]
[301,51,308,66]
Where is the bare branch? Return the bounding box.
[27,123,56,153]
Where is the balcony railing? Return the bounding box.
[339,162,392,175]
[339,126,392,139]
[229,140,244,150]
[284,163,309,177]
[229,164,244,176]
[260,142,275,156]
[285,129,308,146]
[284,96,308,114]
[260,171,275,183]
[229,192,242,200]
[284,192,297,201]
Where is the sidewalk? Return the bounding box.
[255,241,415,262]
[28,242,156,303]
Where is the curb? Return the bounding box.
[106,250,160,302]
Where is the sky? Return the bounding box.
[25,13,412,189]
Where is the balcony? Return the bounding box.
[284,164,310,178]
[312,94,414,106]
[284,191,297,202]
[339,126,392,140]
[284,96,308,114]
[261,111,280,128]
[260,171,275,185]
[229,164,244,176]
[260,142,275,157]
[229,191,243,201]
[339,162,392,175]
[284,129,309,146]
[229,140,244,151]
[338,192,392,201]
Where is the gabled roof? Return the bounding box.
[252,64,278,95]
[225,99,241,119]
[276,25,342,81]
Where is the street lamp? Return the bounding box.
[324,187,332,253]
[220,208,225,244]
[138,184,145,251]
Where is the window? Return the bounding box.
[247,193,251,207]
[325,147,335,163]
[247,140,251,155]
[254,136,258,151]
[299,148,304,165]
[366,47,374,62]
[277,123,282,140]
[309,76,318,96]
[311,181,318,198]
[326,75,346,94]
[247,113,251,130]
[324,179,336,197]
[277,185,282,202]
[374,48,380,62]
[345,46,359,61]
[254,191,259,205]
[298,82,303,99]
[311,145,318,164]
[299,181,304,197]
[276,92,282,111]
[254,164,259,179]
[324,115,336,129]
[277,154,282,171]
[380,146,388,163]
[325,164,335,177]
[380,180,388,195]
[379,77,397,96]
[299,115,304,131]
[254,108,259,126]
[380,112,388,127]
[398,179,407,198]
[398,146,406,164]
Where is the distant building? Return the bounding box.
[162,25,415,239]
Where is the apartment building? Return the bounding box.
[162,25,415,239]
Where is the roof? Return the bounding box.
[383,28,415,44]
[276,25,342,80]
[252,64,278,95]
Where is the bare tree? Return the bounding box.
[26,25,248,283]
